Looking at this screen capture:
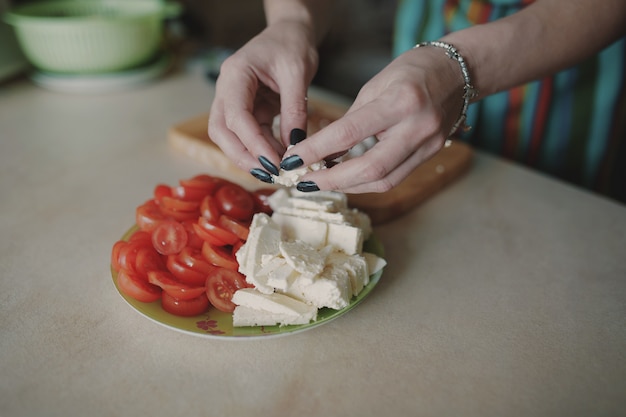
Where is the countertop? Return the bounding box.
[1,69,625,417]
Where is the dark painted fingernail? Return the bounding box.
[280,155,304,171]
[290,128,307,145]
[296,181,319,192]
[250,168,274,184]
[258,155,279,176]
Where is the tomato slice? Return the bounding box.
[161,292,210,317]
[147,270,206,300]
[179,174,225,194]
[117,240,146,274]
[192,222,228,246]
[252,188,275,215]
[136,199,167,232]
[117,269,162,303]
[181,220,204,249]
[200,195,222,222]
[166,255,210,286]
[171,185,209,202]
[128,230,152,245]
[205,268,249,313]
[135,246,166,276]
[215,184,255,221]
[218,215,249,241]
[202,241,239,270]
[159,196,200,212]
[197,216,239,245]
[154,184,172,201]
[151,220,188,255]
[111,240,127,272]
[177,247,215,275]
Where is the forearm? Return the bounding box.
[263,0,334,45]
[442,0,626,98]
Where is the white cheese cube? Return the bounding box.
[363,252,387,275]
[327,252,369,296]
[327,222,363,255]
[232,288,318,326]
[271,212,328,249]
[233,306,315,326]
[279,240,326,278]
[282,264,352,310]
[239,213,282,294]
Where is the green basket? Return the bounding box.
[3,0,180,74]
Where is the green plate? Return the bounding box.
[111,226,385,339]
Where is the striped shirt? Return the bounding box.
[394,0,626,203]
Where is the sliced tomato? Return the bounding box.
[252,188,275,215]
[158,205,198,222]
[154,184,172,202]
[181,220,204,249]
[197,216,239,245]
[151,220,188,255]
[111,240,127,272]
[161,292,210,317]
[202,241,239,270]
[215,184,255,221]
[205,268,248,313]
[135,246,166,276]
[177,247,215,275]
[117,240,145,274]
[192,222,228,246]
[200,195,221,222]
[147,270,206,300]
[117,269,162,303]
[218,215,249,241]
[136,199,167,232]
[128,230,152,245]
[159,195,200,212]
[171,185,209,202]
[166,254,210,286]
[180,174,225,194]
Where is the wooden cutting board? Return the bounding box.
[168,97,473,225]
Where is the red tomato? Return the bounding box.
[192,222,228,246]
[154,184,172,201]
[111,240,126,272]
[160,195,200,212]
[181,220,204,249]
[134,246,166,276]
[252,188,275,215]
[171,185,209,202]
[147,270,206,300]
[205,268,248,313]
[151,221,188,255]
[180,174,225,194]
[218,215,249,241]
[197,216,239,245]
[117,240,144,274]
[128,230,152,245]
[215,184,255,221]
[166,255,210,286]
[117,269,162,303]
[161,292,210,316]
[136,199,167,232]
[200,195,221,222]
[202,241,239,270]
[178,247,215,275]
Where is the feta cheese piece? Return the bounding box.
[272,212,328,249]
[232,288,318,326]
[327,252,369,296]
[236,213,282,294]
[279,240,327,278]
[282,264,352,310]
[271,147,326,187]
[326,222,363,255]
[363,252,387,275]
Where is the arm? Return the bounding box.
[283,0,626,193]
[444,0,626,98]
[207,0,332,176]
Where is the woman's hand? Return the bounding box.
[208,19,319,179]
[282,46,466,194]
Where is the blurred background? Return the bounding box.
[0,0,397,97]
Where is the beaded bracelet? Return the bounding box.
[414,41,479,137]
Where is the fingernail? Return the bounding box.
[296,181,319,192]
[280,155,304,171]
[250,168,274,184]
[258,155,279,176]
[290,128,307,145]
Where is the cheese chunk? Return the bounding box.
[272,212,328,249]
[279,240,326,278]
[326,222,363,255]
[232,288,318,326]
[282,264,352,310]
[327,252,369,296]
[363,252,387,275]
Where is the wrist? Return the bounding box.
[263,0,332,44]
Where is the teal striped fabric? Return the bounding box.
[394,0,626,202]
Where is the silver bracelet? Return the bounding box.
[414,41,479,137]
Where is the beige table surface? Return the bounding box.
[1,69,625,417]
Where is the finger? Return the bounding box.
[277,77,309,147]
[283,98,401,169]
[208,108,259,172]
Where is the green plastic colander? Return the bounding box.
[3,0,180,74]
